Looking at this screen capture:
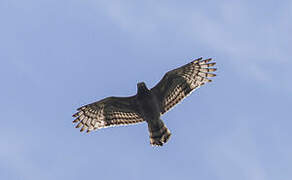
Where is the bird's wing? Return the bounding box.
[72,96,144,133]
[151,57,216,115]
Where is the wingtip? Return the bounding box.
[209,62,216,66]
[80,126,86,132]
[192,57,202,64]
[209,68,217,72]
[205,78,212,83]
[72,118,79,123]
[208,73,216,77]
[75,122,82,128]
[203,58,213,63]
[72,112,79,117]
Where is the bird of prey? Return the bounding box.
[72,57,216,146]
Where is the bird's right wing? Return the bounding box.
[72,96,144,133]
[151,57,216,115]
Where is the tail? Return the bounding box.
[148,119,171,146]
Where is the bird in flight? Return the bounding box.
[72,57,216,146]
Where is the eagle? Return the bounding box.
[72,57,216,146]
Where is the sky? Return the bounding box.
[0,0,292,180]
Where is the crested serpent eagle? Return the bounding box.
[72,57,217,146]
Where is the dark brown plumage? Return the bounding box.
[72,57,216,146]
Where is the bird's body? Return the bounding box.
[136,83,160,121]
[72,57,217,146]
[136,82,171,145]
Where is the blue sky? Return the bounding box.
[1,0,292,179]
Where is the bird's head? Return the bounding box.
[137,82,146,88]
[137,82,149,95]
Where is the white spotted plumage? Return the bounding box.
[73,97,144,133]
[151,57,216,115]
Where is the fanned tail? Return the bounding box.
[148,119,171,146]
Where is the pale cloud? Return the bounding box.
[92,0,292,91]
[94,0,158,36]
[204,119,267,180]
[0,130,49,180]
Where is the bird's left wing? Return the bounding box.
[151,57,217,115]
[72,96,144,133]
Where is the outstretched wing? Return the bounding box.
[72,96,144,133]
[151,57,217,115]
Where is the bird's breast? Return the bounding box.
[137,94,160,121]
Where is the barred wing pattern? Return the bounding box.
[151,57,216,114]
[72,96,144,133]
